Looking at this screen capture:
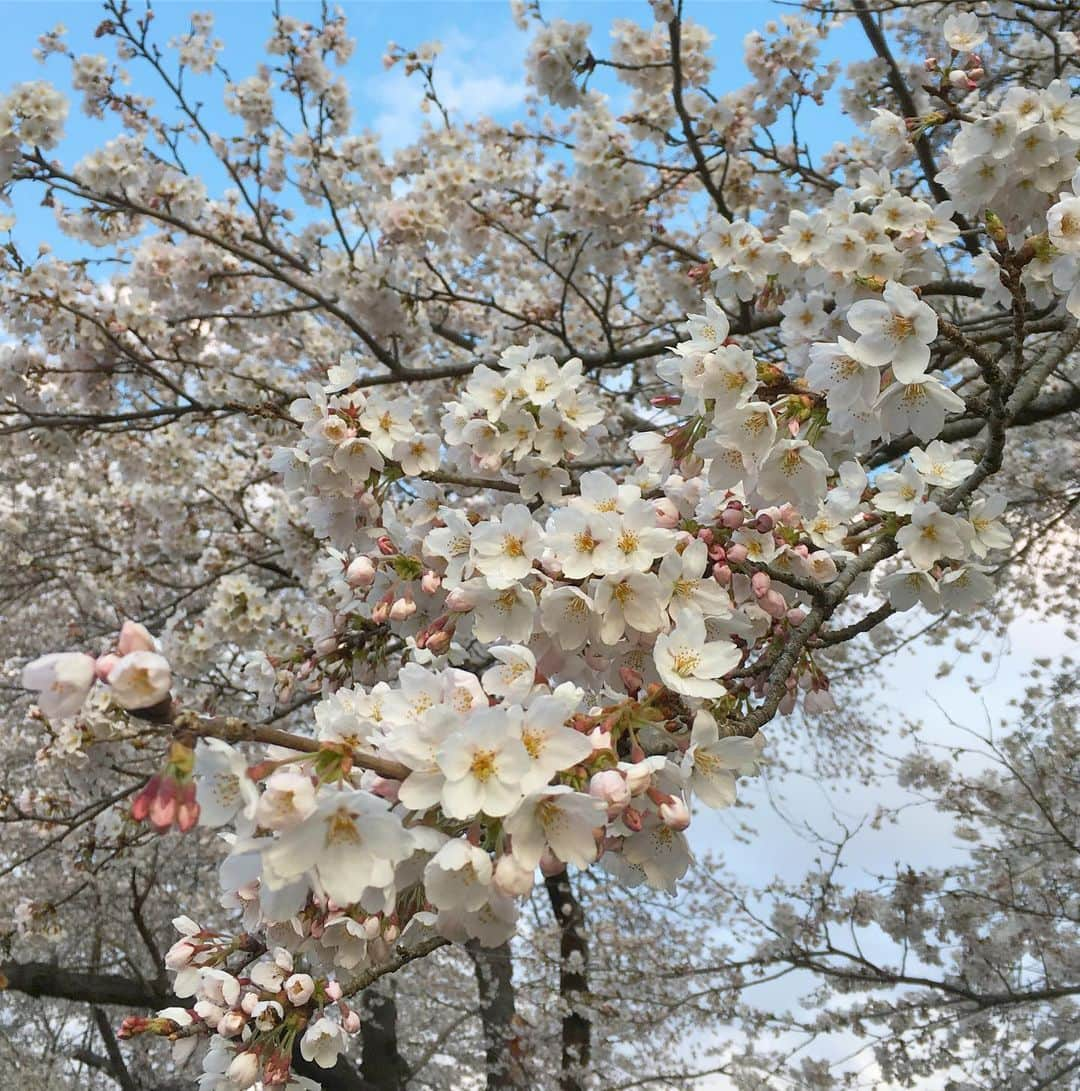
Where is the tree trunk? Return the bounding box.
[468,942,527,1089]
[360,982,409,1091]
[544,873,591,1091]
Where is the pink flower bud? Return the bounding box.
[324,981,343,1001]
[652,498,680,529]
[95,653,119,681]
[342,1009,362,1034]
[443,588,473,613]
[761,589,789,619]
[754,513,774,533]
[164,940,196,970]
[227,1050,260,1088]
[388,596,416,621]
[421,570,441,594]
[425,628,453,655]
[659,796,691,831]
[714,563,732,585]
[622,806,644,832]
[589,769,629,815]
[494,853,535,896]
[539,849,566,877]
[218,1010,247,1037]
[619,666,644,696]
[751,572,771,598]
[194,1000,226,1023]
[376,536,397,556]
[117,620,156,655]
[368,775,401,803]
[371,600,390,624]
[726,543,748,564]
[382,922,400,943]
[623,760,655,793]
[948,68,968,87]
[177,782,199,832]
[786,607,807,626]
[345,556,375,588]
[149,780,178,831]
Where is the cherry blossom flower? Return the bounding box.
[653,611,740,698]
[107,651,172,710]
[21,652,96,719]
[846,281,938,382]
[504,786,604,869]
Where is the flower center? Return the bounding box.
[470,750,498,782]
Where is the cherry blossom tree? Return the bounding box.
[1,0,1078,1088]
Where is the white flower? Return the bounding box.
[436,707,531,818]
[544,507,618,578]
[107,650,172,709]
[538,585,594,651]
[332,435,384,481]
[518,690,593,792]
[967,494,1012,557]
[1047,194,1080,254]
[939,565,994,610]
[880,568,942,612]
[710,401,777,467]
[877,375,965,443]
[846,281,938,382]
[481,645,537,703]
[677,298,731,355]
[471,504,543,587]
[518,457,570,502]
[758,440,830,514]
[806,337,880,410]
[424,839,494,912]
[392,432,441,475]
[300,1017,349,1069]
[592,571,665,645]
[424,510,474,582]
[469,582,536,644]
[255,770,316,831]
[658,539,732,618]
[653,610,740,698]
[896,502,969,570]
[21,652,96,719]
[262,789,414,906]
[194,739,258,828]
[873,462,927,515]
[504,786,604,869]
[621,819,691,894]
[609,501,677,571]
[284,973,315,1006]
[683,710,764,808]
[909,441,976,487]
[943,11,986,51]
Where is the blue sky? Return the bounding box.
[1,0,864,256]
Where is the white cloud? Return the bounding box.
[364,27,527,149]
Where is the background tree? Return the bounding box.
[1,1,1077,1088]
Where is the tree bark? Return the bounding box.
[468,942,527,1089]
[544,873,591,1091]
[360,982,409,1091]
